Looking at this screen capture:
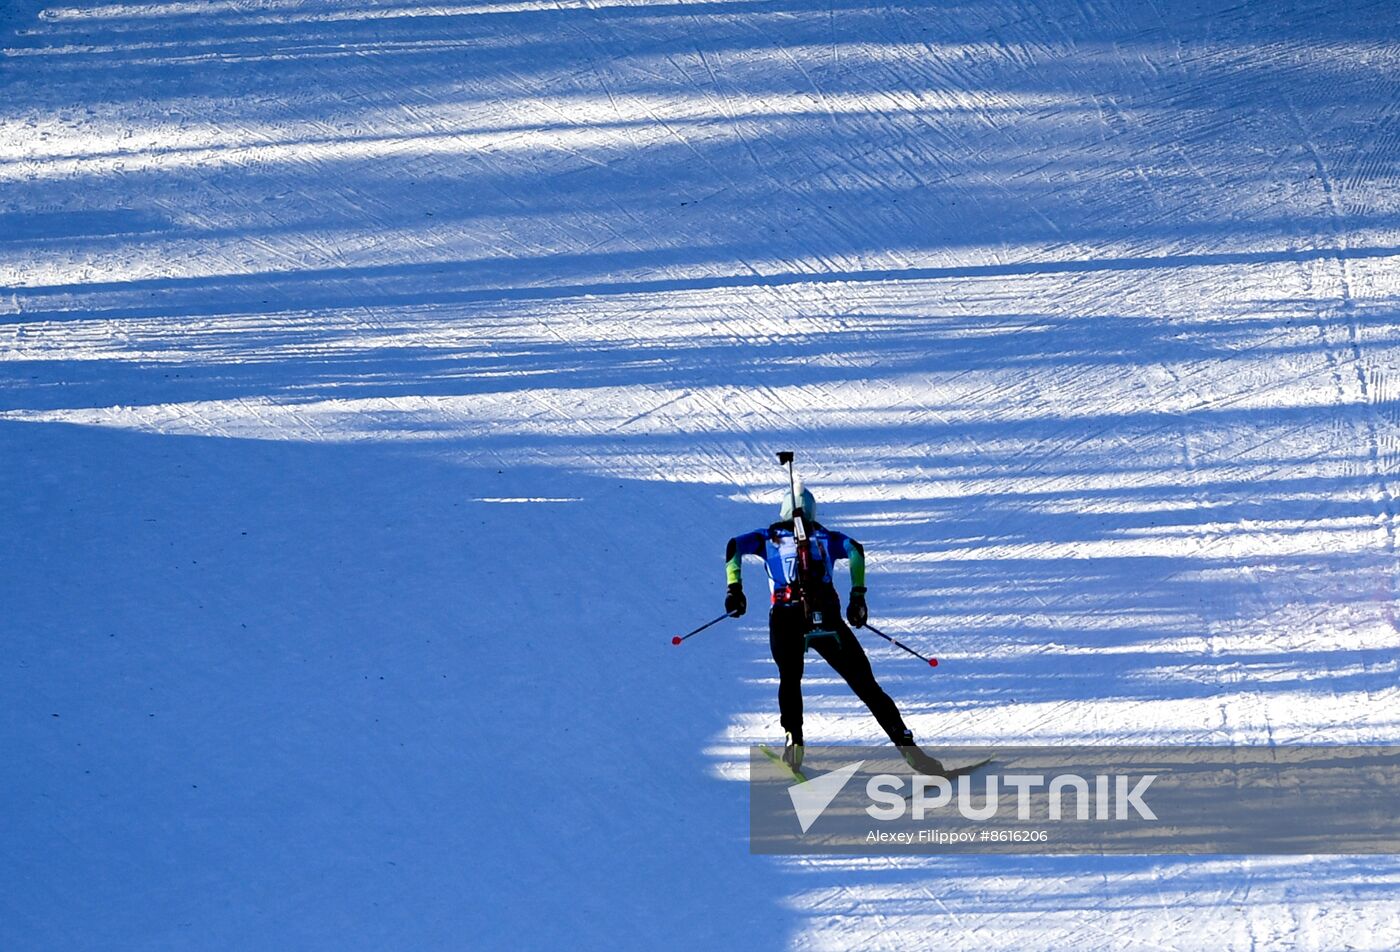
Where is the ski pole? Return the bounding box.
[863,622,939,668]
[671,611,736,646]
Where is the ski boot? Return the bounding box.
[896,729,945,775]
[783,731,804,771]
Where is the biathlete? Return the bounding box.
[725,481,944,774]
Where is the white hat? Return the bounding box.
[780,479,817,520]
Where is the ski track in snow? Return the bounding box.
[2,0,1399,949]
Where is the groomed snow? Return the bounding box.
[2,0,1398,948]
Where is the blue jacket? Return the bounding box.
[726,521,865,601]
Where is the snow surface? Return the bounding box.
[2,0,1399,948]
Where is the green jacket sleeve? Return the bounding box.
[842,537,866,588]
[726,530,764,585]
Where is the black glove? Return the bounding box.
[725,582,747,617]
[846,586,868,628]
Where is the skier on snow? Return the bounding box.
[725,481,946,775]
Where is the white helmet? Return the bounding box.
[780,479,817,521]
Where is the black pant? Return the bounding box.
[769,601,909,745]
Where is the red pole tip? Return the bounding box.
[672,636,682,645]
[929,658,939,667]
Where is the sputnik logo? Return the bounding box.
[787,760,865,833]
